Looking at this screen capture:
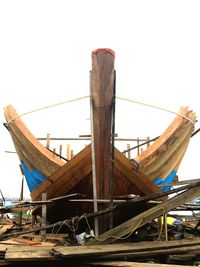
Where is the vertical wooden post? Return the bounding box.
[71,149,74,158]
[91,48,115,233]
[53,148,56,157]
[90,97,99,235]
[46,134,50,149]
[137,137,140,156]
[147,136,150,148]
[67,144,71,160]
[59,145,62,158]
[163,213,168,241]
[127,144,131,159]
[19,164,24,229]
[41,192,47,242]
[157,217,162,240]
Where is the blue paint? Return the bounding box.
[21,161,46,192]
[153,170,177,191]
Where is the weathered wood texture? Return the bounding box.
[89,261,192,267]
[31,145,92,200]
[32,145,160,202]
[2,239,200,263]
[54,239,200,258]
[91,49,115,200]
[87,184,200,245]
[135,107,196,180]
[97,245,200,260]
[4,105,64,177]
[114,148,161,196]
[5,246,54,261]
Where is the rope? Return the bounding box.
[116,96,195,126]
[7,95,90,125]
[7,94,195,127]
[81,206,166,242]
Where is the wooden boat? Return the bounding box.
[135,106,196,189]
[3,49,196,233]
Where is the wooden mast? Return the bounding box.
[91,48,115,233]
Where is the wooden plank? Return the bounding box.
[97,244,200,259]
[54,239,200,258]
[4,106,64,177]
[32,145,161,203]
[135,107,196,180]
[89,261,192,267]
[114,148,161,196]
[87,184,200,244]
[13,238,55,247]
[0,225,13,235]
[31,144,92,200]
[5,246,54,261]
[0,245,11,252]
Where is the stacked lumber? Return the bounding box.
[0,239,199,265]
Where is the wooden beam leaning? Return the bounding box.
[87,183,200,245]
[90,49,115,232]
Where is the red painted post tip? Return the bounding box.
[92,48,115,57]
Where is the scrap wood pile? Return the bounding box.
[1,240,200,266]
[0,182,200,265]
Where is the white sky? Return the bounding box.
[0,0,200,198]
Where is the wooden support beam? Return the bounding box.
[59,144,62,158]
[126,144,131,159]
[163,212,168,241]
[67,144,70,160]
[41,192,47,242]
[90,48,115,233]
[46,133,50,149]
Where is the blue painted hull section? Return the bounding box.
[21,157,176,193]
[21,161,46,192]
[153,170,177,191]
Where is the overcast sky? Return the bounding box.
[0,0,200,198]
